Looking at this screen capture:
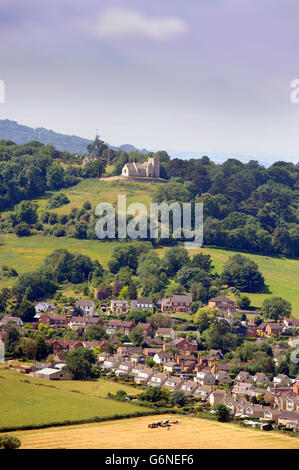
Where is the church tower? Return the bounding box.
[147,155,160,178]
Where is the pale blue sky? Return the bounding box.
[0,0,299,162]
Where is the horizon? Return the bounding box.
[0,118,295,167]
[1,1,299,163]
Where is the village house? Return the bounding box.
[215,370,233,385]
[75,299,95,316]
[163,337,197,353]
[142,337,163,348]
[235,402,265,419]
[116,346,142,356]
[176,353,198,366]
[288,337,299,348]
[273,374,292,387]
[134,367,154,385]
[283,318,299,330]
[34,302,56,319]
[155,327,176,341]
[130,298,153,311]
[106,319,135,335]
[130,353,146,365]
[0,316,23,327]
[110,299,129,315]
[275,393,299,412]
[115,361,134,376]
[208,296,237,316]
[39,314,67,329]
[181,359,198,373]
[293,382,299,395]
[130,364,145,378]
[162,361,182,375]
[263,408,282,424]
[196,369,216,386]
[96,351,109,363]
[161,295,193,313]
[285,395,299,412]
[278,412,299,431]
[256,323,268,337]
[193,385,214,401]
[252,372,271,385]
[209,390,227,406]
[136,322,152,336]
[243,322,258,338]
[102,356,121,372]
[153,351,174,365]
[164,376,184,392]
[265,323,284,338]
[143,347,162,358]
[82,340,107,351]
[211,363,232,374]
[234,371,253,383]
[180,380,198,395]
[209,349,224,359]
[232,382,265,399]
[34,366,72,380]
[69,316,103,331]
[148,372,168,388]
[221,394,240,413]
[48,339,69,353]
[198,355,218,368]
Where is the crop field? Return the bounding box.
[4,414,299,449]
[0,366,151,431]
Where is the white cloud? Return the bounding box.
[92,7,187,41]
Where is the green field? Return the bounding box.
[190,246,299,315]
[33,179,156,215]
[2,179,157,218]
[0,235,299,314]
[0,178,298,315]
[0,366,151,431]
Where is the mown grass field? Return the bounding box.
[4,414,299,449]
[0,366,151,431]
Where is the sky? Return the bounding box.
[0,0,299,162]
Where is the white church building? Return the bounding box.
[121,156,160,178]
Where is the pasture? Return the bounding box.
[0,176,298,314]
[0,235,299,315]
[0,366,151,431]
[5,414,299,449]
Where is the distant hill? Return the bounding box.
[0,119,149,155]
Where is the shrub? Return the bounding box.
[0,435,21,449]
